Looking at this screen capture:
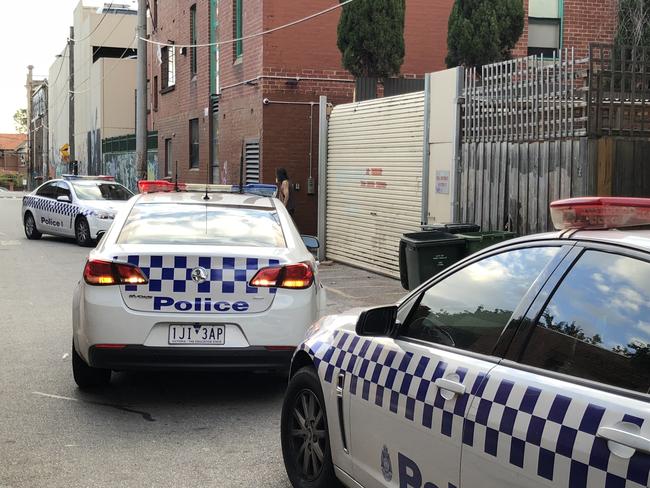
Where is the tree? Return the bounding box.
[446,0,524,69]
[13,108,27,134]
[616,0,650,47]
[337,0,406,78]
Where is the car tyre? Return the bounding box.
[281,366,342,488]
[75,216,93,247]
[24,212,42,240]
[72,343,111,389]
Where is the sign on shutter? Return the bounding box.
[326,92,425,278]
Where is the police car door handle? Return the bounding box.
[434,378,466,396]
[598,427,650,455]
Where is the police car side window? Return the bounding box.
[520,250,650,395]
[57,182,72,200]
[401,247,559,355]
[36,183,56,199]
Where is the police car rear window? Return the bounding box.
[72,182,133,201]
[117,203,287,247]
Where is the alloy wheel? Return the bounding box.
[289,389,327,481]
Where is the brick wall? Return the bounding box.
[514,0,617,59]
[0,152,24,174]
[149,0,212,184]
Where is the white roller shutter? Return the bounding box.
[326,92,425,278]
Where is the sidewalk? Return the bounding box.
[318,262,407,315]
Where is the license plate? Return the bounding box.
[168,324,225,345]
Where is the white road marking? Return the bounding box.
[32,391,79,402]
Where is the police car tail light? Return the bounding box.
[550,197,650,230]
[250,263,314,290]
[83,260,149,286]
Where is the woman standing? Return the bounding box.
[276,167,295,216]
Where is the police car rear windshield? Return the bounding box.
[72,181,133,201]
[117,203,287,247]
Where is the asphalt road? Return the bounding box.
[0,194,405,488]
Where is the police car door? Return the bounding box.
[31,182,59,232]
[460,245,650,488]
[349,245,566,488]
[54,181,76,236]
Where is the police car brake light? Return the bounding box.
[250,263,314,290]
[550,197,650,230]
[83,260,149,286]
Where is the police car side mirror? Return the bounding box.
[356,305,399,338]
[57,195,71,203]
[301,235,320,250]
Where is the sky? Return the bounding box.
[0,0,135,134]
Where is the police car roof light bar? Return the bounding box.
[63,174,116,181]
[550,197,650,230]
[138,179,278,198]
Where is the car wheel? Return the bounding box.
[24,212,42,240]
[72,343,111,389]
[75,216,93,247]
[281,366,342,488]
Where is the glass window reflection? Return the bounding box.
[402,247,559,355]
[118,203,287,248]
[522,250,650,394]
[72,182,133,201]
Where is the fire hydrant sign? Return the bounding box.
[435,170,450,194]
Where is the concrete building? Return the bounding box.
[48,1,138,178]
[150,0,453,234]
[514,0,618,59]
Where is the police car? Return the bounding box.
[72,180,325,388]
[22,175,134,246]
[281,197,650,488]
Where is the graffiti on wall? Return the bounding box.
[103,150,159,192]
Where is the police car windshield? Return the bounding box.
[117,203,287,247]
[72,181,133,201]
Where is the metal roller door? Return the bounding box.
[326,92,425,278]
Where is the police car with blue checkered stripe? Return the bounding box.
[22,175,134,246]
[281,197,650,488]
[71,180,325,388]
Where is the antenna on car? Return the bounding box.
[174,161,179,192]
[203,154,210,201]
[239,141,245,194]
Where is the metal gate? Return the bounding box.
[326,92,425,278]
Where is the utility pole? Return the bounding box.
[26,65,33,190]
[135,0,148,181]
[68,26,76,172]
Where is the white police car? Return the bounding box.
[281,197,650,488]
[22,175,134,246]
[72,180,325,388]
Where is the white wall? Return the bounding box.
[47,48,70,177]
[426,68,463,225]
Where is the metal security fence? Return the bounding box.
[462,49,589,143]
[588,44,650,137]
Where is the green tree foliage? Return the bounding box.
[616,0,650,47]
[13,108,27,134]
[337,0,406,78]
[446,0,524,69]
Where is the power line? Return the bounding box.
[141,0,355,49]
[69,42,136,95]
[50,45,69,88]
[69,1,116,43]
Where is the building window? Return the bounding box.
[152,0,158,31]
[233,0,243,60]
[189,119,200,169]
[153,76,158,111]
[190,5,197,77]
[161,42,176,90]
[528,0,561,57]
[165,138,173,176]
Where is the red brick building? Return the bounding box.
[514,0,618,59]
[0,134,27,175]
[149,0,454,234]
